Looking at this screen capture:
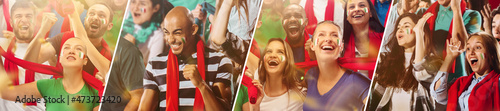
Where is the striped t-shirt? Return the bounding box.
[143,49,233,111]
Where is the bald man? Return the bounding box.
[140,6,233,111]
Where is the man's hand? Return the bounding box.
[3,30,14,39]
[305,39,316,60]
[40,13,58,33]
[95,71,105,86]
[184,64,205,88]
[192,4,206,21]
[450,0,460,11]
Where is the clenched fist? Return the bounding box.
[183,64,205,88]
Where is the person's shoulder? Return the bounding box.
[117,38,141,54]
[463,9,480,18]
[345,70,371,85]
[37,78,58,87]
[147,52,169,65]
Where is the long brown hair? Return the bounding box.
[375,13,439,91]
[465,32,500,74]
[258,38,303,96]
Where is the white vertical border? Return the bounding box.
[98,0,132,110]
[363,0,395,111]
[231,0,264,110]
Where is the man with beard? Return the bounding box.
[24,2,114,80]
[140,6,232,111]
[282,4,314,77]
[0,1,51,110]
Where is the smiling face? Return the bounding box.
[492,15,500,41]
[395,17,416,48]
[311,22,343,61]
[282,4,307,42]
[130,0,159,25]
[263,41,287,75]
[59,38,88,68]
[466,36,490,74]
[84,4,112,39]
[346,0,371,25]
[11,7,35,42]
[162,7,197,56]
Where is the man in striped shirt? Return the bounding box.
[139,7,233,111]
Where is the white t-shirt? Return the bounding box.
[0,38,51,111]
[390,53,414,110]
[391,88,412,110]
[260,83,305,111]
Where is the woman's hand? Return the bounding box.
[413,13,433,63]
[249,80,264,111]
[481,3,492,34]
[413,13,433,37]
[446,37,464,60]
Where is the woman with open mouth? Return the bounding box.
[121,0,167,65]
[431,32,500,110]
[244,38,305,111]
[343,0,385,78]
[0,38,101,111]
[370,13,442,111]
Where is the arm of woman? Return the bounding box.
[209,0,233,46]
[429,38,463,105]
[0,77,42,101]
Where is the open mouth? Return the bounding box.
[288,25,300,35]
[66,56,76,60]
[321,45,335,51]
[133,12,141,18]
[470,58,478,65]
[352,13,364,19]
[268,60,279,66]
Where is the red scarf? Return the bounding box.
[447,70,500,111]
[424,0,466,73]
[0,42,104,99]
[53,31,112,78]
[166,40,206,111]
[304,0,335,36]
[344,29,382,78]
[2,0,11,31]
[3,38,37,106]
[4,38,36,86]
[241,74,257,104]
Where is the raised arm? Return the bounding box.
[430,38,464,104]
[24,13,57,63]
[68,1,111,75]
[209,0,233,46]
[451,0,469,46]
